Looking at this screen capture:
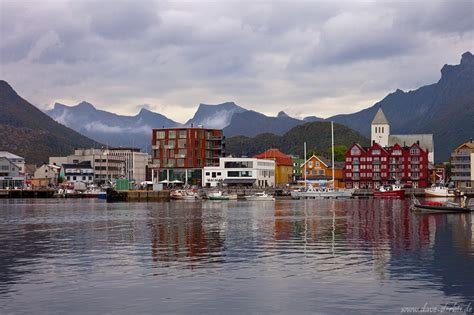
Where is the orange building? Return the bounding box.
[254,149,293,185]
[301,154,345,188]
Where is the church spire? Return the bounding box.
[372,107,389,125]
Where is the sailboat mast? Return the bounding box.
[331,121,335,184]
[304,141,307,188]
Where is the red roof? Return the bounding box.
[254,149,293,166]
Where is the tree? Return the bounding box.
[326,145,347,162]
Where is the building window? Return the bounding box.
[308,161,313,168]
[372,149,380,155]
[205,172,210,176]
[351,147,361,155]
[169,130,176,139]
[318,170,324,175]
[410,147,420,155]
[156,131,165,139]
[73,176,76,180]
[179,130,187,139]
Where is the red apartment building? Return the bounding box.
[151,127,224,185]
[344,141,429,189]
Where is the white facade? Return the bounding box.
[108,149,148,183]
[202,157,275,188]
[34,164,61,185]
[0,151,26,175]
[371,108,390,147]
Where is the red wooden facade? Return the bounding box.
[151,128,224,169]
[344,142,429,189]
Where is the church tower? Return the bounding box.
[371,107,390,147]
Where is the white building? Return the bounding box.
[108,148,148,183]
[202,157,275,188]
[33,164,61,186]
[0,151,26,175]
[0,157,24,189]
[371,107,435,163]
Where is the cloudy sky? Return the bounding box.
[0,0,472,122]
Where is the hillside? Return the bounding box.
[226,121,369,158]
[329,51,474,162]
[0,81,102,164]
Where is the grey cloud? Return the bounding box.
[0,0,472,121]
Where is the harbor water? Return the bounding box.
[0,199,473,314]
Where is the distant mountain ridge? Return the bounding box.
[185,102,247,129]
[0,81,101,165]
[47,101,178,151]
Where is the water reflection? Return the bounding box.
[0,199,473,313]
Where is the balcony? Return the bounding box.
[451,168,471,173]
[451,176,472,181]
[451,160,471,165]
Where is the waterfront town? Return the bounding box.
[1,107,473,199]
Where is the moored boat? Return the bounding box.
[291,186,353,199]
[243,192,275,201]
[171,189,199,201]
[208,191,237,200]
[411,195,472,213]
[424,185,455,197]
[373,184,405,198]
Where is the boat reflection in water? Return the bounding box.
[0,199,473,313]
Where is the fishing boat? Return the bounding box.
[171,189,199,201]
[208,191,237,200]
[243,192,275,201]
[373,184,405,198]
[424,185,455,197]
[292,185,353,199]
[411,195,472,213]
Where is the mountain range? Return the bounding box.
[44,52,473,162]
[0,81,101,164]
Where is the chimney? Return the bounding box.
[372,140,375,145]
[417,140,420,145]
[191,123,194,128]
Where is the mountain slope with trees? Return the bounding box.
[0,81,101,164]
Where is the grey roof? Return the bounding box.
[0,151,24,160]
[371,107,389,125]
[388,134,434,152]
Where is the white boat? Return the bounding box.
[291,186,354,199]
[424,186,455,197]
[243,192,275,201]
[294,121,354,200]
[208,191,238,200]
[171,189,200,201]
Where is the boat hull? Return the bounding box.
[292,190,353,199]
[425,191,455,197]
[373,190,405,198]
[243,196,275,201]
[412,204,471,213]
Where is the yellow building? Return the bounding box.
[254,149,293,185]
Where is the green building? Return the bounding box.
[290,155,304,182]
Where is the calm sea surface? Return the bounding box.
[0,199,473,314]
